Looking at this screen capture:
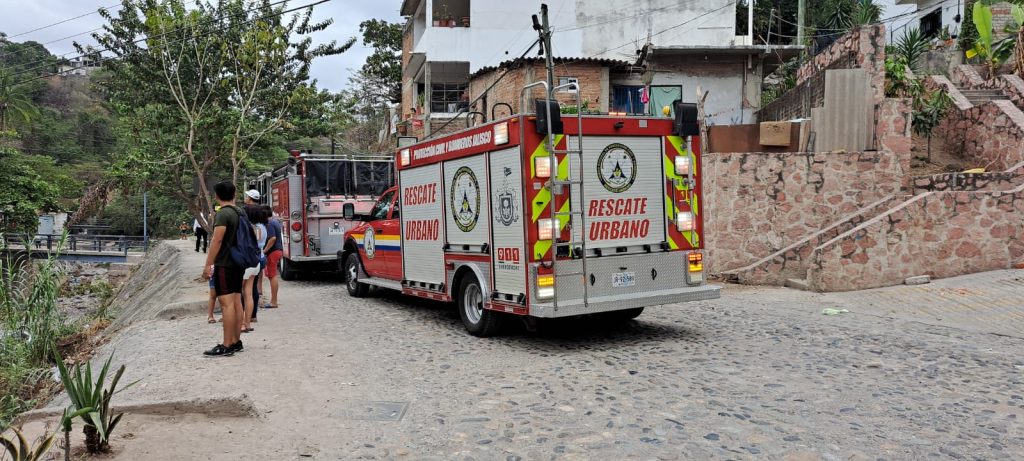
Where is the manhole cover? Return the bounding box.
[337,401,409,421]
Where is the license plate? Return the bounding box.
[612,271,636,287]
[328,227,345,235]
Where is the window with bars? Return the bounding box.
[431,83,469,113]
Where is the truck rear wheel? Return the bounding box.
[280,257,298,281]
[457,273,502,337]
[344,253,369,298]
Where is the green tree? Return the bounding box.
[0,144,60,233]
[91,0,351,222]
[356,19,403,103]
[0,69,39,132]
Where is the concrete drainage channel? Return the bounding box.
[16,396,261,425]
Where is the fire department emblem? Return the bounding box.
[363,227,376,259]
[496,168,519,227]
[597,143,637,193]
[450,166,481,232]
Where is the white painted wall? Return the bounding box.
[413,0,735,73]
[879,0,965,43]
[611,61,748,125]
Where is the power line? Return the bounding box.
[8,0,327,87]
[423,38,542,139]
[6,1,123,39]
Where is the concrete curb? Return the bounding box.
[15,396,260,424]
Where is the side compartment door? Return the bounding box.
[400,164,445,286]
[489,147,526,298]
[358,189,397,279]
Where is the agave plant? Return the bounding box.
[894,28,930,72]
[53,351,134,453]
[60,406,93,461]
[0,426,56,461]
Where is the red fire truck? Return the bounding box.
[339,85,719,336]
[254,151,393,279]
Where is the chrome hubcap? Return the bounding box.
[463,282,483,324]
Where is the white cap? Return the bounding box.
[244,189,260,201]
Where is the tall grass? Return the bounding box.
[0,234,68,429]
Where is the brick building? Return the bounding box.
[398,0,801,139]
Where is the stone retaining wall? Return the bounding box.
[911,171,1022,194]
[796,24,885,104]
[703,150,905,275]
[808,185,1024,292]
[940,100,1024,172]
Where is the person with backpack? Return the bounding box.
[202,180,260,356]
[241,202,267,332]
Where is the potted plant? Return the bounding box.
[432,11,441,27]
[447,14,456,27]
[939,26,953,47]
[461,16,470,27]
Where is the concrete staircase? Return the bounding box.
[721,194,910,288]
[957,88,1009,105]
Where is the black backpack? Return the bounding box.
[228,206,261,268]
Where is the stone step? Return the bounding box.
[784,278,811,291]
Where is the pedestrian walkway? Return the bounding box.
[823,269,1024,338]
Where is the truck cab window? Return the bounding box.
[370,190,395,221]
[391,194,401,219]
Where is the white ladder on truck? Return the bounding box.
[520,81,589,311]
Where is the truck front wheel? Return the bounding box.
[344,253,369,298]
[457,273,502,337]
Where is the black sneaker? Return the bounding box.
[203,344,234,357]
[228,341,244,353]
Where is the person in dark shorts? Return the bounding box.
[202,181,245,357]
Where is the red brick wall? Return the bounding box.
[468,62,608,119]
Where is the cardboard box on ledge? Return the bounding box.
[760,121,792,147]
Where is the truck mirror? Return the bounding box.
[343,203,355,220]
[534,99,564,135]
[673,101,699,136]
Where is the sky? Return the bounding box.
[0,0,404,91]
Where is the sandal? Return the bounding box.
[207,318,217,324]
[263,304,279,309]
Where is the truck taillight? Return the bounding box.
[291,222,302,231]
[536,272,554,299]
[535,157,551,179]
[494,122,509,145]
[676,211,694,232]
[400,148,410,166]
[674,156,691,175]
[688,252,704,273]
[537,218,556,240]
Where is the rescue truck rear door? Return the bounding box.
[569,136,667,254]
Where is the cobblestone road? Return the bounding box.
[284,275,1023,460]
[63,245,1023,461]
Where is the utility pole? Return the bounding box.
[540,4,555,102]
[797,0,806,46]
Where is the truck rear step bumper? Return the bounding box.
[528,284,721,318]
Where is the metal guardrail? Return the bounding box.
[1,234,148,256]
